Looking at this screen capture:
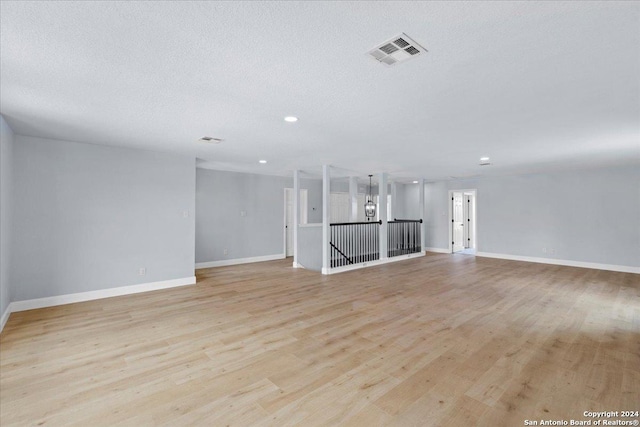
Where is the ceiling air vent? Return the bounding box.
[404,46,420,56]
[393,37,410,48]
[379,43,399,55]
[199,136,223,143]
[367,33,427,66]
[381,56,397,66]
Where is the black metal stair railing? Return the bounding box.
[329,221,381,268]
[329,241,353,265]
[388,219,422,258]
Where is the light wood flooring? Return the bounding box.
[1,254,638,426]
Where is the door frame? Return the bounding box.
[284,188,291,257]
[448,189,477,254]
[284,188,308,257]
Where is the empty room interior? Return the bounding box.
[0,1,639,426]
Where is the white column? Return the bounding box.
[322,165,331,274]
[293,170,300,268]
[348,176,358,222]
[419,178,425,252]
[379,172,388,260]
[390,181,398,221]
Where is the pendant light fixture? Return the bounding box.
[364,174,376,220]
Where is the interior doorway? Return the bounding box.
[449,189,477,254]
[284,188,308,257]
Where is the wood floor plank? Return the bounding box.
[1,254,638,426]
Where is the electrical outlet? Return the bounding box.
[182,210,189,218]
[542,248,547,253]
[223,249,228,255]
[550,248,556,255]
[139,267,146,276]
[240,211,247,217]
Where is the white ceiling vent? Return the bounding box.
[199,136,223,143]
[367,33,427,66]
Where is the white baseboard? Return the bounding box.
[6,276,196,315]
[476,252,639,274]
[196,253,285,269]
[425,247,450,254]
[0,304,11,334]
[323,252,426,275]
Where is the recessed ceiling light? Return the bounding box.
[199,136,223,143]
[259,160,267,164]
[480,156,490,162]
[412,180,419,184]
[284,116,298,123]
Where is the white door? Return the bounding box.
[330,192,350,223]
[452,192,464,252]
[356,194,366,222]
[285,188,308,257]
[285,188,294,256]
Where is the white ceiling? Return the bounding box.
[1,1,638,181]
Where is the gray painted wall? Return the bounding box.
[0,116,14,316]
[12,136,196,301]
[196,169,322,263]
[297,225,322,271]
[301,178,323,224]
[422,165,640,267]
[394,183,421,220]
[196,169,289,263]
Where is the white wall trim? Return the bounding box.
[196,253,285,269]
[476,252,640,274]
[323,251,425,275]
[8,276,196,314]
[425,247,450,254]
[0,304,11,334]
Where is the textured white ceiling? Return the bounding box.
[1,1,638,181]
